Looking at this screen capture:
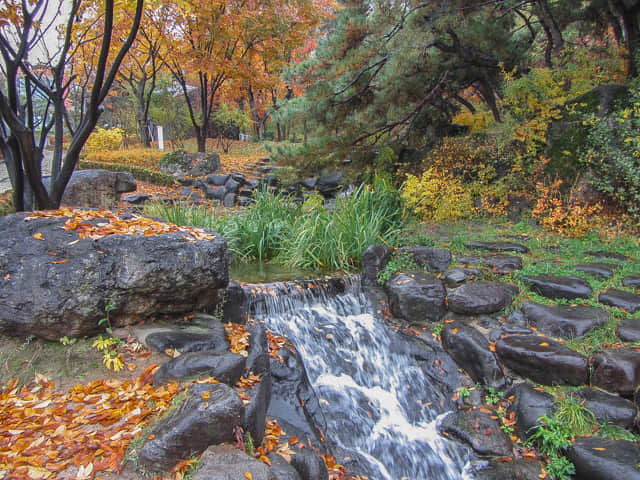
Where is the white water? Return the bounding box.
[251,279,471,480]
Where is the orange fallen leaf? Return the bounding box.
[539,342,549,347]
[451,328,458,335]
[244,472,253,480]
[201,392,211,399]
[33,233,44,240]
[53,259,68,264]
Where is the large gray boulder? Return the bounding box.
[192,445,276,480]
[0,212,229,340]
[47,169,136,209]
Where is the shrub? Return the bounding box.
[83,127,124,154]
[78,161,176,186]
[82,148,165,171]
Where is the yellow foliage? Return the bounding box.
[83,127,124,154]
[82,148,165,170]
[453,110,493,133]
[402,169,473,222]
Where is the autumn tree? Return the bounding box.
[0,0,144,211]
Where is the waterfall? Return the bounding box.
[245,276,472,480]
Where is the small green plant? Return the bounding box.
[457,386,471,399]
[377,251,419,285]
[243,432,255,456]
[98,299,117,335]
[485,387,504,406]
[431,322,444,339]
[59,336,76,346]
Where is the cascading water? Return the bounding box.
[247,276,472,480]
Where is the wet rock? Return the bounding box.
[586,250,629,262]
[507,382,555,439]
[258,165,273,173]
[574,387,637,429]
[471,459,549,480]
[153,351,245,386]
[145,327,229,354]
[223,193,236,207]
[179,187,203,202]
[617,317,640,343]
[457,254,523,274]
[439,407,512,457]
[199,183,223,200]
[575,263,616,279]
[361,244,393,287]
[268,453,302,480]
[591,348,640,395]
[496,335,589,386]
[443,268,468,287]
[316,171,342,197]
[139,383,244,472]
[501,310,533,335]
[0,213,229,340]
[447,281,517,315]
[384,272,447,323]
[123,193,151,205]
[217,280,251,324]
[225,177,240,193]
[290,451,329,480]
[301,178,318,190]
[623,275,640,288]
[598,289,640,313]
[242,373,272,446]
[246,323,271,376]
[398,246,452,272]
[522,275,592,300]
[192,444,276,480]
[565,436,640,480]
[464,240,529,254]
[178,177,194,186]
[521,301,608,339]
[207,173,229,186]
[441,321,505,389]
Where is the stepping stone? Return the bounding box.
[224,177,240,192]
[223,192,236,207]
[443,268,468,287]
[153,351,246,386]
[565,436,640,480]
[465,240,529,254]
[441,321,505,389]
[586,250,629,262]
[398,246,452,272]
[457,254,523,274]
[575,262,616,279]
[384,272,446,323]
[522,275,592,300]
[192,445,275,480]
[447,281,518,315]
[177,177,195,186]
[591,348,640,395]
[502,310,533,335]
[507,382,555,439]
[439,407,513,457]
[496,335,589,386]
[145,327,229,354]
[123,193,151,205]
[472,459,550,480]
[617,317,640,343]
[623,274,640,288]
[521,301,609,339]
[207,173,229,186]
[574,387,638,429]
[599,289,640,313]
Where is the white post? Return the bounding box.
[157,125,164,151]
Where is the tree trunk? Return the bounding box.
[196,128,207,153]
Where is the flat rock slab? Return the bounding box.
[522,275,592,300]
[139,383,244,472]
[472,459,549,480]
[441,321,505,389]
[586,250,630,262]
[290,451,330,480]
[574,387,637,429]
[591,348,640,395]
[397,246,452,272]
[153,351,246,386]
[522,301,608,339]
[496,335,589,386]
[507,382,555,439]
[456,254,523,274]
[575,263,616,279]
[465,240,529,254]
[599,289,640,313]
[566,436,640,480]
[439,407,513,457]
[268,453,302,480]
[384,272,446,323]
[617,317,640,343]
[447,281,517,315]
[145,328,229,355]
[192,444,276,480]
[623,275,640,288]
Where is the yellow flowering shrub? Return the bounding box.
[83,127,124,154]
[82,148,165,170]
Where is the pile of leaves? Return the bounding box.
[0,366,180,479]
[25,208,216,242]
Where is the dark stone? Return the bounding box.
[599,289,640,313]
[566,436,640,480]
[465,240,529,254]
[301,178,318,190]
[574,387,638,429]
[263,174,279,187]
[153,351,245,386]
[208,174,230,186]
[192,444,276,480]
[496,335,589,385]
[189,152,221,177]
[521,301,609,339]
[52,169,136,209]
[447,281,517,315]
[177,177,195,186]
[592,348,640,395]
[0,213,229,340]
[290,451,329,480]
[223,193,236,207]
[502,310,533,335]
[586,250,629,262]
[471,459,549,480]
[179,188,203,201]
[443,268,468,287]
[398,246,452,272]
[231,173,246,185]
[438,407,513,457]
[199,183,223,200]
[441,321,505,389]
[225,177,240,193]
[123,193,151,205]
[617,317,640,343]
[507,382,555,439]
[145,328,229,355]
[384,272,447,323]
[258,166,273,173]
[623,275,640,288]
[242,373,272,446]
[316,171,343,197]
[361,244,393,287]
[139,383,244,472]
[522,275,592,300]
[219,280,250,324]
[246,179,260,189]
[481,254,523,274]
[268,453,302,480]
[575,263,616,279]
[246,323,271,377]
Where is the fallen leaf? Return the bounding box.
[244,472,253,479]
[33,233,44,240]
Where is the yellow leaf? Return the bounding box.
[201,392,211,399]
[33,232,44,240]
[244,472,253,480]
[539,342,549,347]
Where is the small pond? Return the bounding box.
[230,261,346,283]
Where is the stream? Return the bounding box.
[248,276,472,480]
